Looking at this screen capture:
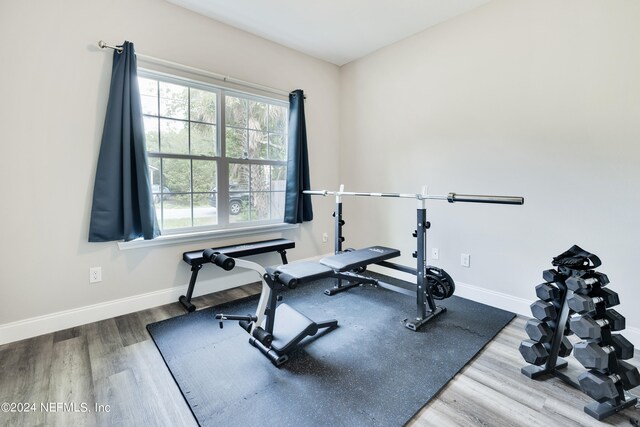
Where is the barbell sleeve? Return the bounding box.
[446,193,524,205]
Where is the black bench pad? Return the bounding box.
[183,238,295,266]
[267,262,334,286]
[320,246,400,271]
[269,303,318,354]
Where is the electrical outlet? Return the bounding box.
[89,267,102,283]
[461,253,470,268]
[322,232,328,243]
[431,248,439,260]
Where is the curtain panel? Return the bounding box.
[284,89,313,224]
[89,41,160,242]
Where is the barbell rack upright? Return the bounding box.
[303,185,524,330]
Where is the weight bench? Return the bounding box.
[266,246,401,288]
[179,238,294,312]
[209,246,400,366]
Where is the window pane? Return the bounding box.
[148,157,161,202]
[162,194,192,229]
[208,191,218,210]
[229,163,249,191]
[193,193,217,226]
[248,100,268,131]
[160,119,188,154]
[162,158,191,193]
[271,192,285,219]
[226,128,247,158]
[229,163,250,222]
[191,123,216,156]
[271,165,286,190]
[144,116,159,152]
[228,193,249,220]
[268,105,287,133]
[139,78,158,97]
[139,78,158,116]
[250,164,270,192]
[192,160,216,193]
[268,133,286,160]
[190,88,216,124]
[141,95,158,116]
[225,96,247,127]
[251,193,270,221]
[159,82,188,119]
[248,130,268,159]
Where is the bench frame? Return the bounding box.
[179,238,294,312]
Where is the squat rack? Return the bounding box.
[304,185,524,330]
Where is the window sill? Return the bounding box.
[117,223,298,250]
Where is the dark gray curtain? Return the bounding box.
[89,41,160,242]
[284,89,313,224]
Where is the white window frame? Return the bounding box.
[118,68,295,249]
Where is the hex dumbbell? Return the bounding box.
[519,339,548,365]
[574,336,635,371]
[578,361,640,402]
[530,300,557,322]
[566,288,620,314]
[535,282,560,301]
[558,336,574,358]
[610,334,636,360]
[570,309,625,339]
[519,336,573,365]
[542,269,565,283]
[524,319,553,343]
[566,272,609,293]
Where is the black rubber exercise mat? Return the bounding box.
[147,273,515,427]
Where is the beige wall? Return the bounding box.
[340,0,640,338]
[0,0,339,331]
[3,0,640,345]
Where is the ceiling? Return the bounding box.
[166,0,491,66]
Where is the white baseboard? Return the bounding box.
[453,281,533,317]
[0,270,259,346]
[3,261,640,350]
[0,254,329,347]
[367,264,640,349]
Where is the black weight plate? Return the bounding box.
[427,275,448,300]
[426,266,456,299]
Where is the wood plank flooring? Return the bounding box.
[1,286,639,427]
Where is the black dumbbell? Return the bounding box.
[542,269,563,283]
[535,283,560,301]
[566,288,620,314]
[574,336,635,371]
[611,334,635,360]
[519,339,549,365]
[530,300,557,322]
[566,272,610,293]
[520,336,573,365]
[574,341,615,371]
[525,319,553,343]
[557,336,574,357]
[578,361,640,402]
[570,310,625,339]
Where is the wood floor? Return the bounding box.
[1,285,639,427]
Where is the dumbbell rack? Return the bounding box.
[521,268,578,382]
[520,254,639,421]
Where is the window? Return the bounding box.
[138,71,288,233]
